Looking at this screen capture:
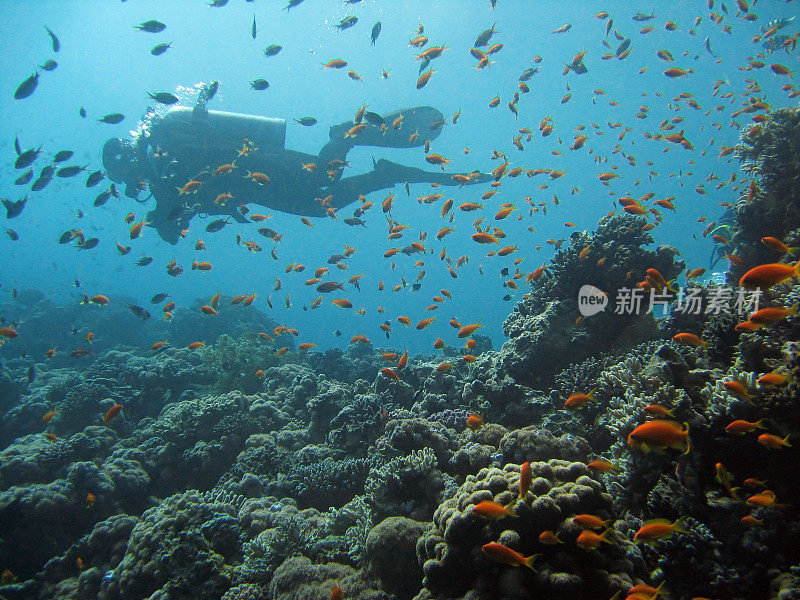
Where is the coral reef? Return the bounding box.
[416,460,636,599]
[3,105,800,600]
[500,214,684,386]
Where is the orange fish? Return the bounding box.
[761,237,799,255]
[85,492,96,509]
[481,543,539,570]
[457,322,482,338]
[757,433,791,449]
[416,68,435,89]
[538,530,562,545]
[749,305,798,324]
[564,390,596,409]
[471,232,498,245]
[576,528,615,550]
[726,419,767,434]
[746,489,777,507]
[739,263,800,289]
[627,420,690,454]
[672,333,706,347]
[397,350,408,370]
[518,462,532,499]
[643,404,674,418]
[416,317,435,329]
[633,518,686,544]
[472,500,516,519]
[465,414,484,430]
[381,367,399,381]
[42,410,56,424]
[103,404,123,423]
[177,180,202,195]
[758,372,791,386]
[572,514,609,530]
[330,585,344,600]
[0,327,19,339]
[150,341,169,351]
[587,459,619,472]
[734,321,763,333]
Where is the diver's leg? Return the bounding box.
[318,127,357,172]
[372,158,491,186]
[327,159,489,210]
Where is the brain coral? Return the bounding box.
[416,460,636,599]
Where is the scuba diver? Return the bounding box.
[103,83,489,244]
[761,17,796,52]
[707,209,736,276]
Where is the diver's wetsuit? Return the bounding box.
[103,104,489,244]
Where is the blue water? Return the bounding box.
[1,0,796,353]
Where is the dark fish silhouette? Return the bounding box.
[250,79,269,90]
[151,42,172,55]
[40,59,58,71]
[252,14,257,39]
[2,197,27,219]
[364,111,385,126]
[5,229,19,241]
[148,91,179,105]
[98,113,125,124]
[53,150,74,163]
[31,176,52,192]
[134,20,166,33]
[206,218,231,232]
[335,16,358,31]
[295,117,317,126]
[136,257,154,266]
[79,106,87,118]
[263,44,282,56]
[128,304,151,320]
[56,165,87,178]
[151,293,169,303]
[14,170,32,186]
[78,237,100,250]
[93,190,111,206]
[45,26,60,51]
[86,170,105,187]
[371,21,381,45]
[14,147,42,169]
[474,23,497,47]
